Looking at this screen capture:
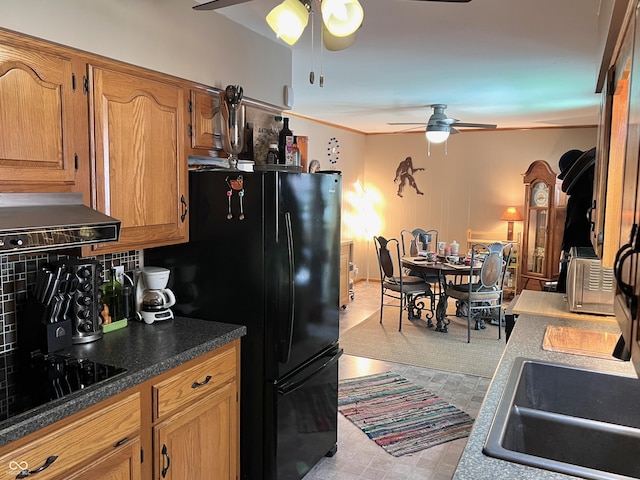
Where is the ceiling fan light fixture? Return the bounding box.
[425,125,450,143]
[321,0,364,37]
[266,0,310,45]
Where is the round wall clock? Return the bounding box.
[309,159,321,173]
[327,137,340,166]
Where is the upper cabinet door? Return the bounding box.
[190,89,220,153]
[89,65,188,254]
[0,35,81,187]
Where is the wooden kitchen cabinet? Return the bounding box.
[0,30,86,190]
[66,438,142,480]
[0,391,141,480]
[87,63,189,254]
[0,340,240,480]
[0,27,191,253]
[154,382,237,480]
[150,340,239,480]
[190,88,221,155]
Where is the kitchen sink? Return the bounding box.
[484,357,640,479]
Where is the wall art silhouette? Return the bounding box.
[394,156,424,197]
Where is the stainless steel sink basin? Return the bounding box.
[484,357,640,479]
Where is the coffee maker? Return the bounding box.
[134,267,176,324]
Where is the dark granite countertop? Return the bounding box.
[0,317,246,447]
[453,311,637,479]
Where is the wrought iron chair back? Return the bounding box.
[374,235,433,331]
[447,242,512,343]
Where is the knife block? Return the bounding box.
[18,296,72,355]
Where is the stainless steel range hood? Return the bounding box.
[0,193,121,254]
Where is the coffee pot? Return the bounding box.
[135,266,176,324]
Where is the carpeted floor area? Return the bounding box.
[340,309,506,378]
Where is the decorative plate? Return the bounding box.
[309,159,321,173]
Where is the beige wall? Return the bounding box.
[0,0,291,109]
[288,119,597,281]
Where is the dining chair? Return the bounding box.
[446,242,512,343]
[400,228,440,310]
[400,228,439,256]
[374,235,433,331]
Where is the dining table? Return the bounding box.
[402,256,476,332]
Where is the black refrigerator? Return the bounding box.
[145,169,342,480]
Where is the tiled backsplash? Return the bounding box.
[0,249,142,354]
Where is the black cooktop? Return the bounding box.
[0,351,126,423]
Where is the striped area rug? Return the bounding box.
[338,372,474,456]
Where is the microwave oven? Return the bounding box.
[566,246,615,315]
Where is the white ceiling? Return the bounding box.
[197,0,602,134]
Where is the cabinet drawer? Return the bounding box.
[153,344,237,420]
[0,392,140,480]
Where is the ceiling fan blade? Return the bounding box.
[387,122,427,126]
[451,122,497,129]
[193,0,252,10]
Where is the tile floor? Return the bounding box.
[303,281,493,480]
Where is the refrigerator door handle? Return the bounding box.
[279,212,296,364]
[278,348,343,396]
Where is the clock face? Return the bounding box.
[309,159,321,173]
[531,182,549,207]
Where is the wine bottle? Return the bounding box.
[278,117,293,165]
[292,136,301,166]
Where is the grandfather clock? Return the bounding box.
[520,160,567,291]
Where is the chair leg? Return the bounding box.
[379,286,384,325]
[398,296,404,332]
[467,304,471,343]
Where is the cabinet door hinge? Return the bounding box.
[236,391,239,402]
[188,124,193,137]
[140,447,144,463]
[74,153,79,171]
[72,73,76,92]
[83,76,89,94]
[188,99,193,113]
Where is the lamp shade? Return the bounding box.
[321,0,364,37]
[425,125,450,144]
[266,0,309,45]
[322,24,358,50]
[501,207,523,222]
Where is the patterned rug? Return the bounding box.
[338,371,474,456]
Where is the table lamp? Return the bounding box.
[501,207,523,241]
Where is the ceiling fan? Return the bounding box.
[388,104,497,143]
[193,0,471,11]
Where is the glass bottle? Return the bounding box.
[266,143,279,164]
[292,136,301,166]
[101,268,123,322]
[278,117,293,165]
